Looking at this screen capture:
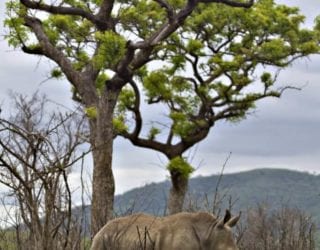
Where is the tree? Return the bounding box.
[0,93,89,250]
[4,0,319,235]
[114,0,320,213]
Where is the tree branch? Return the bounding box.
[199,0,254,8]
[128,80,143,138]
[20,0,110,30]
[154,0,175,21]
[23,16,97,101]
[22,44,44,55]
[96,0,115,30]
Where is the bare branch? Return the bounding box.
[0,93,88,249]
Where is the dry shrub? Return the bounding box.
[238,204,316,250]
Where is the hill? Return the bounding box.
[114,168,320,223]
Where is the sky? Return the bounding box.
[0,0,320,196]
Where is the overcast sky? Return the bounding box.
[0,1,320,195]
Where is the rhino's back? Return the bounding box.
[91,213,160,250]
[91,212,215,250]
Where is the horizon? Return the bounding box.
[114,167,320,196]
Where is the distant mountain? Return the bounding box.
[79,168,320,233]
[114,168,320,223]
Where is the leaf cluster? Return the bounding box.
[93,31,127,69]
[167,156,194,178]
[118,0,167,38]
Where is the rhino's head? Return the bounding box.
[202,210,240,250]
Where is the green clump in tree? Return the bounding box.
[4,0,320,236]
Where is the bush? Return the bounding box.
[237,204,316,250]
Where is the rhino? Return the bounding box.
[90,210,240,250]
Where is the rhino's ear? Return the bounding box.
[226,211,241,228]
[223,210,231,224]
[216,210,231,229]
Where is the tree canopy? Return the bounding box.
[115,0,320,163]
[7,0,319,160]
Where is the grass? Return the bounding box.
[316,231,320,250]
[0,229,27,250]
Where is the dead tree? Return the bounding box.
[0,93,90,250]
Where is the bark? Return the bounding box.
[168,170,189,214]
[89,87,120,237]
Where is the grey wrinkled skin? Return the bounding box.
[90,210,240,250]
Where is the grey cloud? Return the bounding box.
[204,118,320,156]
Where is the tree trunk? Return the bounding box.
[167,170,189,215]
[90,89,119,237]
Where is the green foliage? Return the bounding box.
[119,0,166,37]
[134,0,319,136]
[143,70,198,116]
[4,2,28,47]
[113,116,128,134]
[148,127,161,140]
[73,50,91,71]
[84,106,97,119]
[258,39,291,61]
[186,39,204,54]
[260,72,273,87]
[44,14,93,46]
[118,87,136,112]
[315,15,320,35]
[95,73,109,95]
[166,156,194,178]
[143,71,171,101]
[50,68,64,79]
[93,31,126,69]
[170,111,195,139]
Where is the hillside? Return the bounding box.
[114,168,320,223]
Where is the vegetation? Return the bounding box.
[316,232,320,249]
[4,0,320,235]
[0,93,89,250]
[238,204,317,250]
[0,168,319,249]
[114,169,320,226]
